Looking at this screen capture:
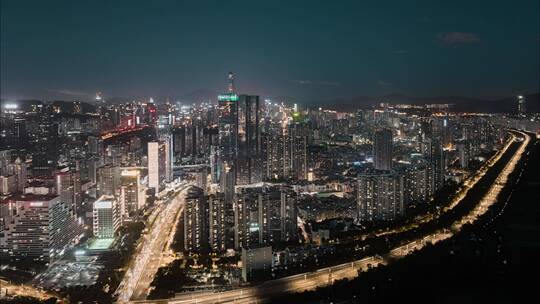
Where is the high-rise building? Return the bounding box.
[208,193,228,252]
[87,136,102,156]
[220,162,236,203]
[425,138,444,193]
[98,165,120,196]
[403,160,430,206]
[373,128,393,171]
[182,186,207,253]
[262,125,287,180]
[457,142,469,168]
[0,175,17,195]
[288,117,308,180]
[148,141,169,193]
[234,185,297,249]
[56,170,81,216]
[120,170,146,217]
[241,245,273,282]
[518,95,526,114]
[0,150,12,176]
[357,171,404,222]
[0,153,27,195]
[218,72,239,194]
[441,117,453,148]
[237,94,262,185]
[11,157,27,193]
[93,195,121,239]
[0,194,82,260]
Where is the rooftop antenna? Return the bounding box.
[227,72,235,93]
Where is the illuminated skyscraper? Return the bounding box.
[148,141,168,193]
[208,193,227,252]
[182,186,207,253]
[218,72,239,195]
[93,195,121,239]
[518,95,526,114]
[120,170,146,217]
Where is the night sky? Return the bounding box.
[1,0,539,102]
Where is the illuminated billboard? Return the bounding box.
[218,94,239,102]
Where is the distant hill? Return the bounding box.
[315,93,540,113]
[3,92,538,113]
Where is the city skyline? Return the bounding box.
[1,2,539,304]
[1,0,539,102]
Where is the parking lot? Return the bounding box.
[34,260,103,290]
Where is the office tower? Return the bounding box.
[208,193,227,252]
[357,171,404,222]
[241,246,273,282]
[120,170,146,217]
[373,128,393,171]
[93,195,121,239]
[98,165,120,196]
[0,194,82,259]
[148,141,168,193]
[234,185,297,250]
[237,94,262,185]
[518,95,526,114]
[182,186,207,253]
[218,72,239,192]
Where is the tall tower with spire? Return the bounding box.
[218,72,239,197]
[518,95,526,114]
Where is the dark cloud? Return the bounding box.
[394,50,408,54]
[292,80,340,86]
[378,80,391,86]
[437,32,480,45]
[45,88,91,97]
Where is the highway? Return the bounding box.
[130,130,531,304]
[116,181,193,303]
[373,128,519,239]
